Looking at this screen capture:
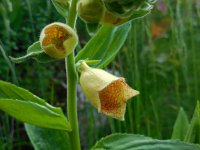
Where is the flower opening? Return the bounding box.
[79,61,139,120]
[40,22,78,59]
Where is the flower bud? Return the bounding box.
[103,0,137,18]
[39,22,78,59]
[100,0,156,26]
[77,0,105,23]
[79,61,139,120]
[103,0,153,17]
[100,10,128,26]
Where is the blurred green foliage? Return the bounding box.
[0,0,200,149]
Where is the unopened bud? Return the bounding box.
[101,0,156,26]
[77,0,105,23]
[39,22,78,59]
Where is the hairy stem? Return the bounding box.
[65,0,81,149]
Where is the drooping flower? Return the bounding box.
[79,61,139,120]
[39,22,78,59]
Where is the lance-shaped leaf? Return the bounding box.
[10,41,56,63]
[25,124,71,150]
[185,101,200,144]
[0,80,71,131]
[75,23,131,68]
[92,133,200,150]
[171,107,190,141]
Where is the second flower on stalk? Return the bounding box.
[78,61,139,120]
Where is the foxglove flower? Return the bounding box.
[39,22,78,59]
[79,61,139,120]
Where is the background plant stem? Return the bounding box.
[65,0,81,149]
[0,45,18,85]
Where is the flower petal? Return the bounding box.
[42,24,72,51]
[98,78,139,120]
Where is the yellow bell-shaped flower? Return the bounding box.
[39,22,78,59]
[79,61,139,120]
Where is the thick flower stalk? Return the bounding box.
[40,22,78,59]
[78,61,139,120]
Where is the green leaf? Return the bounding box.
[51,0,70,18]
[185,101,200,144]
[75,23,131,68]
[10,41,55,63]
[27,41,43,53]
[171,107,190,141]
[25,124,71,150]
[0,80,71,131]
[129,2,153,20]
[86,23,100,36]
[92,133,200,150]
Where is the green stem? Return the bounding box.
[65,0,81,149]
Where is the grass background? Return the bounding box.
[0,0,199,149]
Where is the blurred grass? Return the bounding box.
[107,0,200,140]
[0,0,200,149]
